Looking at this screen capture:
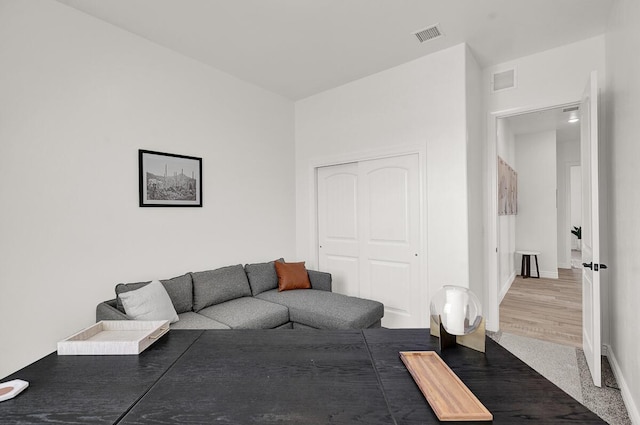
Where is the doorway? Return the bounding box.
[495,104,582,346]
[487,72,604,388]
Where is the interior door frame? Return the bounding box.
[564,161,581,268]
[308,143,428,325]
[486,100,580,332]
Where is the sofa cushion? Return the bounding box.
[256,289,383,329]
[115,273,193,314]
[191,265,252,312]
[307,270,332,292]
[245,259,282,296]
[274,261,311,291]
[197,297,289,329]
[170,312,231,330]
[119,280,179,323]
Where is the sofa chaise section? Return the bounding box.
[255,289,383,329]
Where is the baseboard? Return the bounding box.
[499,271,516,303]
[557,262,571,269]
[540,270,559,279]
[514,271,559,279]
[605,344,640,424]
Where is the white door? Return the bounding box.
[359,156,421,328]
[317,163,360,297]
[581,70,602,387]
[317,154,422,327]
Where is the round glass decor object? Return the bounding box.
[430,285,482,336]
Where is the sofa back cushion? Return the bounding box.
[245,259,283,296]
[119,280,179,323]
[115,273,193,314]
[191,264,252,312]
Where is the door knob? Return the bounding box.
[582,262,608,271]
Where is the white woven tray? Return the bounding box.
[57,320,170,355]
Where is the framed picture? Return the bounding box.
[139,150,202,207]
[497,156,517,215]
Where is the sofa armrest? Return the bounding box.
[308,270,332,292]
[96,299,129,322]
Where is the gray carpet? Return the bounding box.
[489,331,631,425]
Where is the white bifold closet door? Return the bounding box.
[317,154,422,328]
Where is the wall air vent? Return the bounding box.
[563,106,579,113]
[413,25,442,43]
[491,68,516,92]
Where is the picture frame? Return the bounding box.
[497,156,517,215]
[139,150,202,207]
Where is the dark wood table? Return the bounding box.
[0,329,606,424]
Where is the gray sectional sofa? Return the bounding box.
[96,260,384,330]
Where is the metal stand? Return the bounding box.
[430,315,486,353]
[438,318,457,351]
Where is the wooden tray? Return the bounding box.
[400,351,492,421]
[58,320,170,355]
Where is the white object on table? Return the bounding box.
[0,379,29,402]
[444,288,467,335]
[57,320,170,355]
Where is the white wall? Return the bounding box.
[465,46,485,299]
[514,131,558,278]
[605,0,640,421]
[295,44,470,323]
[0,0,295,379]
[556,138,581,268]
[485,36,607,114]
[496,119,516,299]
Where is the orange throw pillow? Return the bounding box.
[274,261,311,292]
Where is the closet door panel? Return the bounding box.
[317,163,360,297]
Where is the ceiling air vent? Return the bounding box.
[491,68,516,92]
[413,25,442,43]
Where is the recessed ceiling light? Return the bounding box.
[568,111,579,123]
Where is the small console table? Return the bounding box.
[517,250,541,279]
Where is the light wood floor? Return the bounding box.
[499,268,583,348]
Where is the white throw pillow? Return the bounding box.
[119,280,179,323]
